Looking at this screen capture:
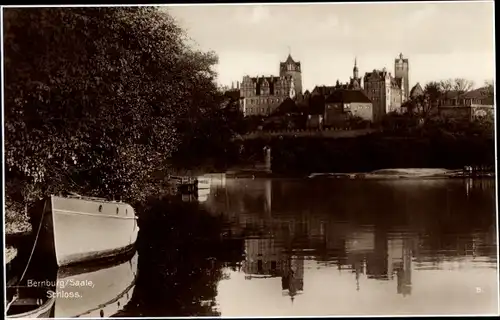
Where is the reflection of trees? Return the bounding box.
[209,178,496,262]
[121,198,243,317]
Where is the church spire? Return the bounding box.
[353,57,359,79]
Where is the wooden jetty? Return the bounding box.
[168,176,199,193]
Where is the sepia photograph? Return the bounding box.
[2,1,497,318]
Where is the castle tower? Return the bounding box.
[348,57,362,90]
[289,76,296,100]
[394,53,409,102]
[279,53,303,95]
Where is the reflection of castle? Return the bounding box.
[242,238,304,301]
[206,178,494,298]
[397,239,412,296]
[364,233,412,296]
[281,255,304,302]
[243,238,283,277]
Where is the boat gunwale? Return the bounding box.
[50,195,134,206]
[53,209,138,220]
[70,281,136,318]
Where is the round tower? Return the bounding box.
[394,52,409,102]
[279,53,303,95]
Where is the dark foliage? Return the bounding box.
[239,115,494,174]
[4,7,225,208]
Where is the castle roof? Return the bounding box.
[395,53,409,63]
[280,54,301,68]
[409,83,424,98]
[325,89,372,104]
[246,75,281,84]
[364,69,390,80]
[436,87,494,106]
[461,87,492,99]
[311,85,337,96]
[439,87,492,100]
[223,89,241,101]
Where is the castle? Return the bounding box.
[362,53,409,121]
[237,52,410,121]
[240,54,303,117]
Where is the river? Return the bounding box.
[195,178,498,316]
[8,178,498,317]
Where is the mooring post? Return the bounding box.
[264,146,272,173]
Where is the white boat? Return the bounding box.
[54,251,138,318]
[29,194,139,267]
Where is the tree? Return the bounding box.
[408,81,442,118]
[172,90,245,171]
[425,81,443,101]
[438,79,454,95]
[484,80,494,98]
[4,7,222,207]
[453,78,475,95]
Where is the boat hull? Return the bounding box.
[33,195,139,267]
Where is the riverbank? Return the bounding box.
[225,167,495,180]
[308,168,495,180]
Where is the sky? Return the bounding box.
[165,1,495,92]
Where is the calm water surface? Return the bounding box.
[17,178,496,317]
[200,178,498,316]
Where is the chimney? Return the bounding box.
[237,81,240,89]
[231,82,234,89]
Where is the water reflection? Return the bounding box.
[203,178,497,316]
[25,178,492,317]
[242,238,305,301]
[119,199,245,317]
[54,251,138,318]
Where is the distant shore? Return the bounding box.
[307,168,495,180]
[226,167,495,180]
